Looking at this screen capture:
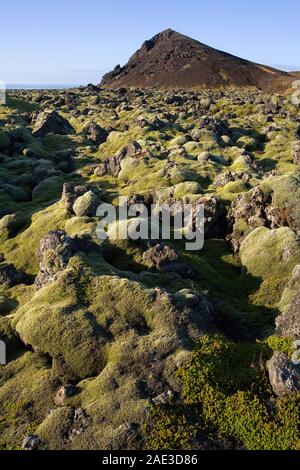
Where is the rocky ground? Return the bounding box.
[0,84,300,450]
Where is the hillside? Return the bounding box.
[101,29,295,92]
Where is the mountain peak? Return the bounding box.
[154,28,186,38]
[101,30,292,92]
[157,28,177,35]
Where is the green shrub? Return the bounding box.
[144,405,198,450]
[146,335,300,450]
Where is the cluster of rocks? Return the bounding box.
[142,242,196,278]
[195,116,229,139]
[153,190,227,239]
[34,230,98,290]
[213,170,251,188]
[266,265,300,397]
[95,140,145,177]
[22,407,90,450]
[227,184,298,252]
[62,182,102,217]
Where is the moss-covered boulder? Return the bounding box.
[0,130,10,151]
[9,126,33,144]
[14,256,213,378]
[32,176,65,202]
[3,184,30,203]
[73,191,99,218]
[240,227,300,280]
[0,212,27,243]
[8,252,215,448]
[262,174,300,234]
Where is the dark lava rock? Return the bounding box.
[35,230,77,290]
[117,140,142,158]
[100,140,144,177]
[33,110,75,137]
[67,408,91,441]
[22,434,43,451]
[214,171,251,188]
[267,352,300,396]
[0,262,26,287]
[86,83,100,92]
[276,291,300,338]
[83,122,108,145]
[143,242,196,278]
[227,186,272,252]
[35,230,99,290]
[127,192,154,211]
[228,183,300,253]
[276,265,300,339]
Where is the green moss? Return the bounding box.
[73,191,98,217]
[154,335,300,450]
[2,87,300,450]
[0,295,16,315]
[231,217,250,240]
[0,212,28,244]
[36,407,74,450]
[32,176,65,203]
[0,131,10,151]
[42,133,80,152]
[217,180,248,201]
[267,335,294,357]
[6,95,40,113]
[97,130,141,156]
[263,174,300,228]
[12,255,194,379]
[180,335,269,397]
[65,216,97,237]
[173,181,202,198]
[240,227,300,280]
[249,275,289,308]
[0,351,55,447]
[236,136,259,151]
[2,202,67,275]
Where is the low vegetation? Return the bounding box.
[0,83,300,450]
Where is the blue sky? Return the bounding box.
[1,0,299,84]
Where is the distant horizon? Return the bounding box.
[5,83,82,89]
[4,60,300,88]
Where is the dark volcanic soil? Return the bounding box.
[101,29,297,92]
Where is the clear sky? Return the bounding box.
[1,0,299,85]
